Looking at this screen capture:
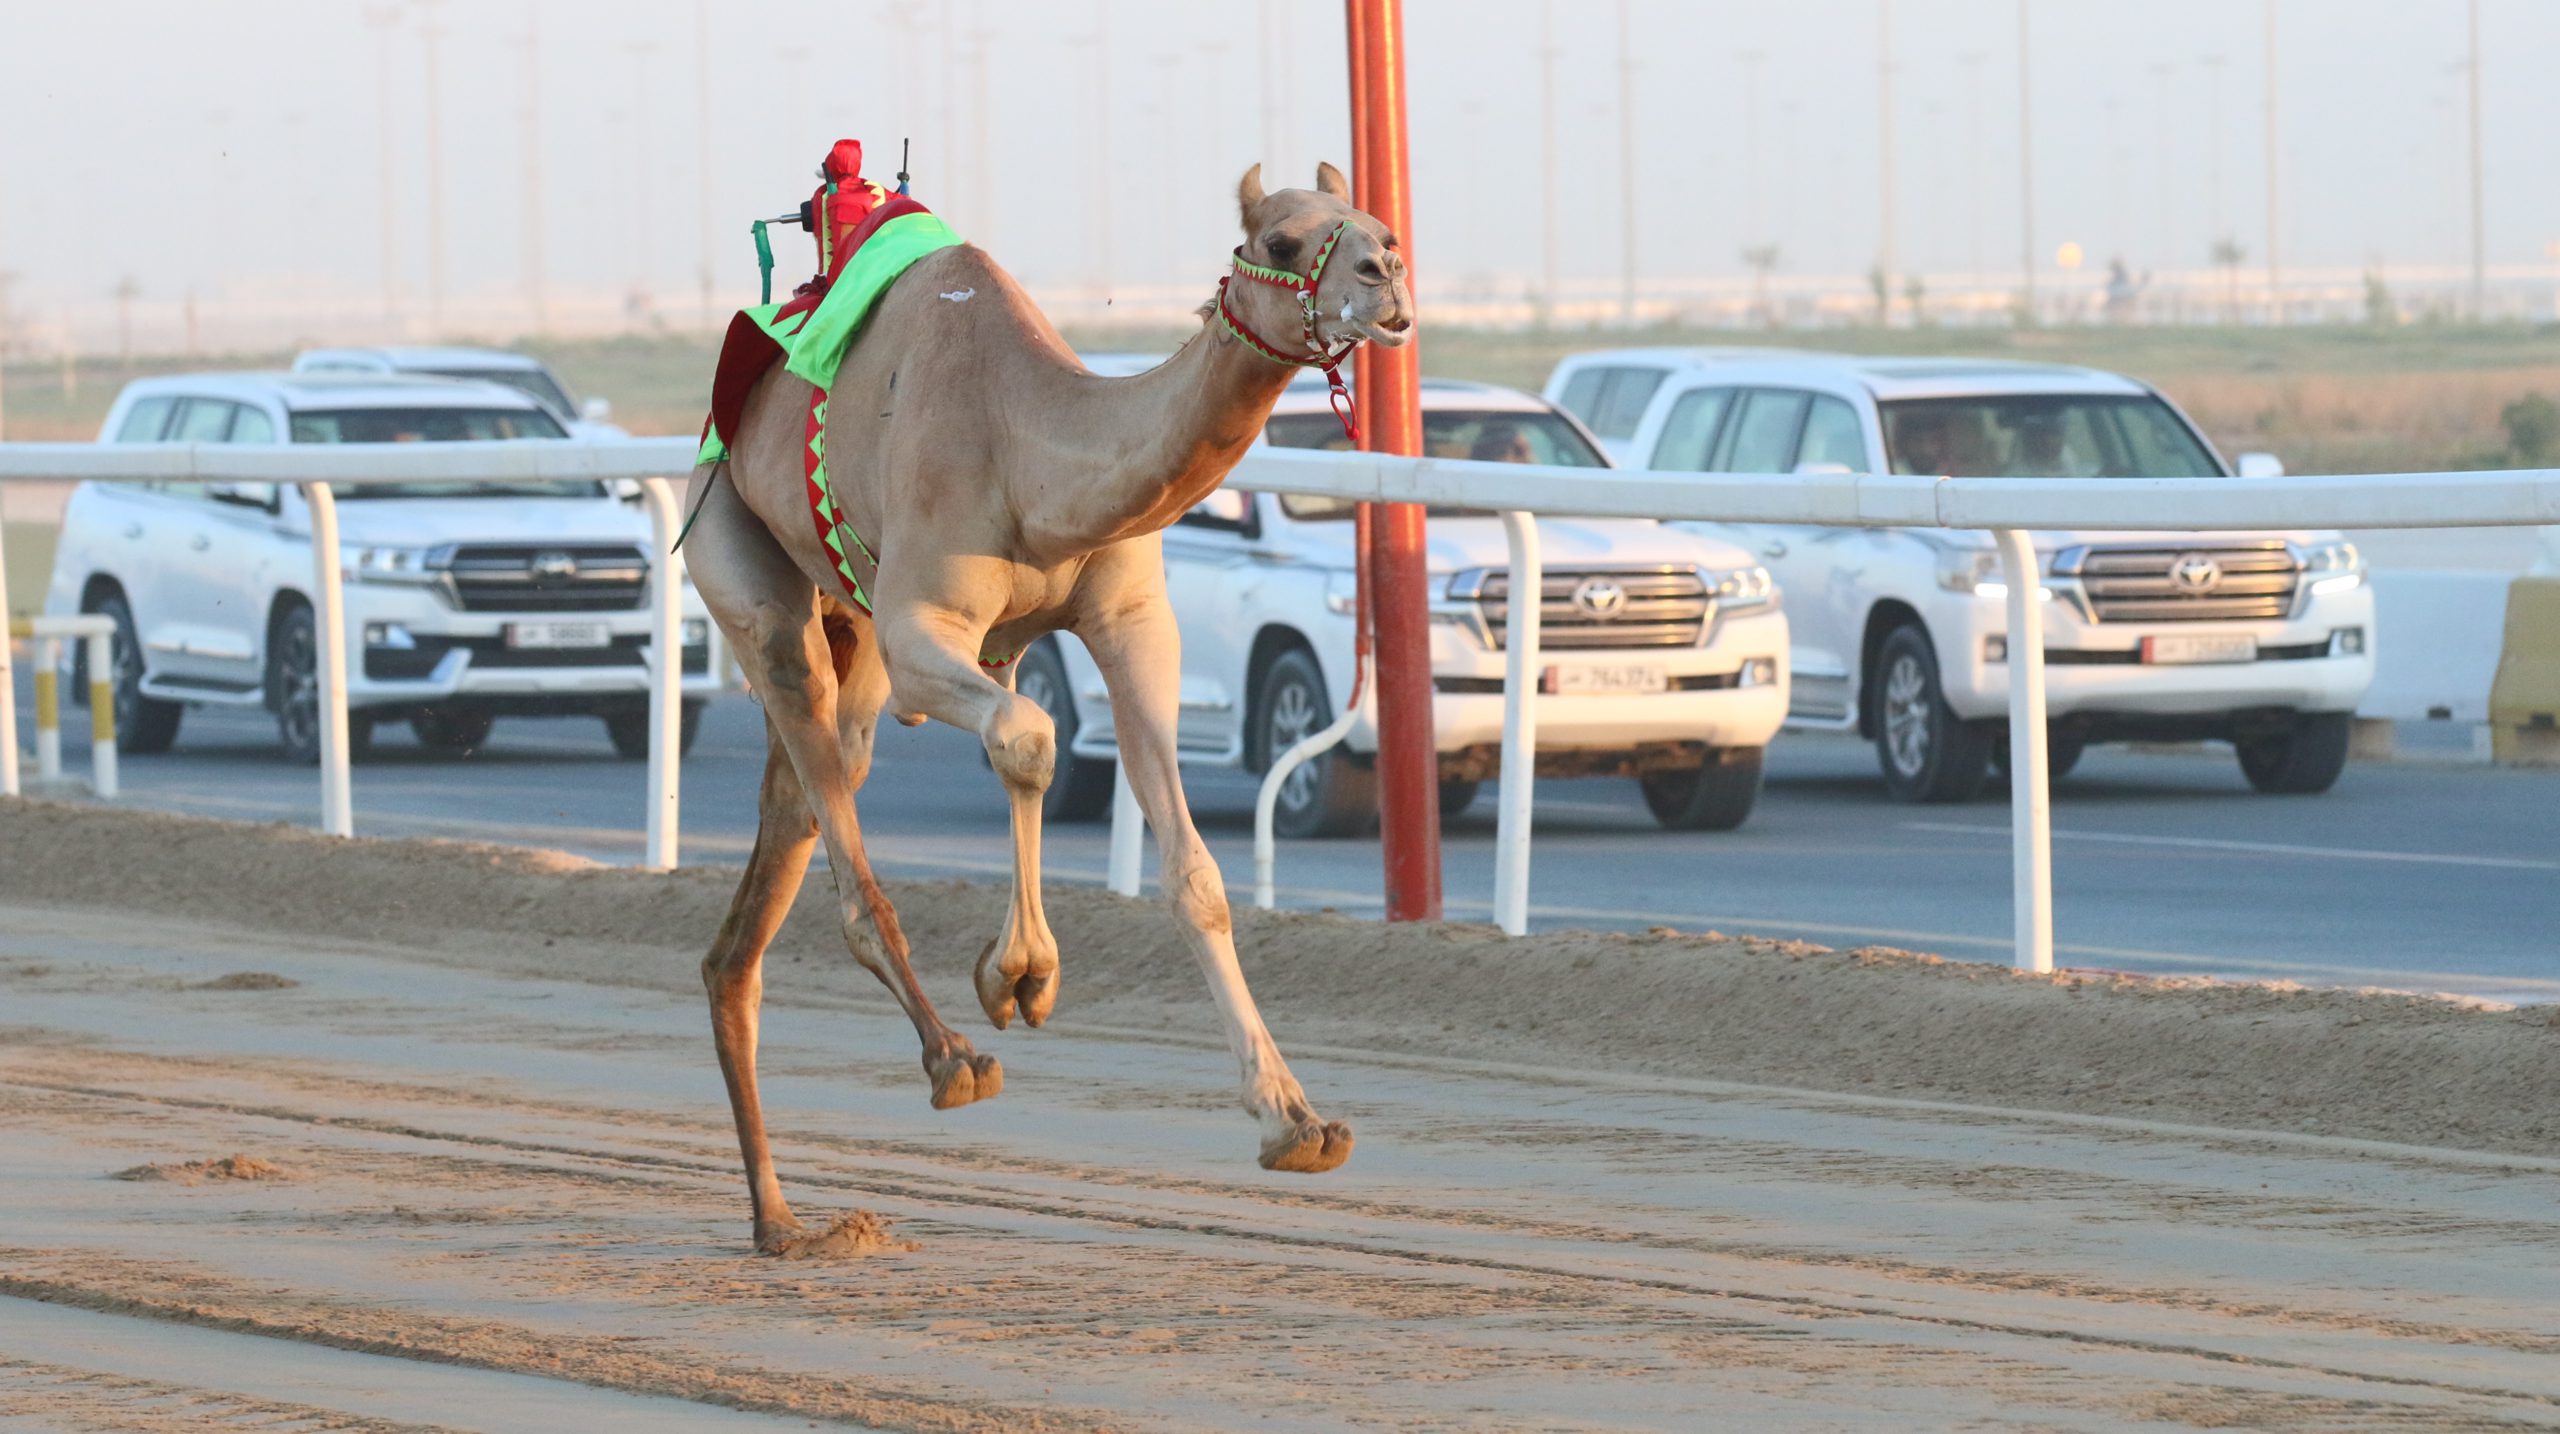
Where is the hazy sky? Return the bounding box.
[1,0,2552,326]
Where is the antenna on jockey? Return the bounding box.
[897,138,911,196]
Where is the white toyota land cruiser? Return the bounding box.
[1030,369,1789,835]
[46,371,719,762]
[1548,348,2374,800]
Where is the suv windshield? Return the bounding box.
[289,406,594,499]
[423,367,576,417]
[1266,408,1605,519]
[1880,395,2221,478]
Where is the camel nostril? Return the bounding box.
[1378,313,1412,334]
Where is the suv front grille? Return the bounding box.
[441,543,648,613]
[2062,542,2300,623]
[1461,566,1711,650]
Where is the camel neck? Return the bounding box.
[1064,318,1298,551]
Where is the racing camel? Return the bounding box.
[680,163,1414,1255]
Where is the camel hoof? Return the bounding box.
[1258,1118,1355,1174]
[974,938,1060,1031]
[928,1050,1004,1110]
[758,1211,915,1260]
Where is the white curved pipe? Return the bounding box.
[1254,652,1373,909]
[640,477,685,870]
[1995,527,2053,974]
[303,481,353,838]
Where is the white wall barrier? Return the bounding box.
[7,438,2559,971]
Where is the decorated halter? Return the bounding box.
[1217,220,1364,442]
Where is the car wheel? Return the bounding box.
[413,707,498,758]
[2236,712,2352,794]
[1438,779,1481,819]
[80,590,182,754]
[1638,747,1764,830]
[1990,730,2087,782]
[1871,624,1993,803]
[1014,641,1115,821]
[268,603,326,765]
[1259,647,1375,839]
[603,702,703,760]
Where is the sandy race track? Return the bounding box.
[3,804,2558,1431]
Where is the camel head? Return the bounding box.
[1230,162,1415,353]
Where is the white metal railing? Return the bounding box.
[4,615,117,799]
[1172,446,2560,969]
[7,438,2557,971]
[0,438,701,866]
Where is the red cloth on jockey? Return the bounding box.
[703,192,936,464]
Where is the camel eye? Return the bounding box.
[1263,233,1302,268]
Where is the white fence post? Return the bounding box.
[82,626,117,799]
[302,481,353,838]
[32,635,60,781]
[1108,763,1144,897]
[1994,528,2054,974]
[640,477,684,871]
[0,527,15,799]
[1492,512,1543,937]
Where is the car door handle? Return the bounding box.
[1760,538,1788,559]
[189,534,212,551]
[124,523,145,540]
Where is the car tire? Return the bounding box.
[603,702,703,760]
[1014,641,1115,822]
[1438,779,1481,819]
[1258,647,1376,839]
[1990,730,2087,782]
[2236,711,2352,795]
[414,707,498,758]
[1638,747,1764,830]
[268,603,326,765]
[1871,624,1993,803]
[80,590,182,754]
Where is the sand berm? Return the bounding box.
[5,800,2554,1158]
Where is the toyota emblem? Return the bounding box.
[2167,552,2223,594]
[531,550,580,581]
[1571,576,1629,619]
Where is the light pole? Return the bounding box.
[2263,0,2280,320]
[1738,49,1765,259]
[625,41,657,320]
[1539,0,1559,324]
[364,6,401,324]
[519,19,547,336]
[695,0,715,329]
[1961,49,1986,283]
[2465,0,2485,318]
[2199,52,2227,252]
[1875,0,1895,325]
[2015,0,2035,320]
[2149,62,2175,274]
[1615,0,1637,327]
[417,0,446,337]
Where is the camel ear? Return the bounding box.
[1237,163,1267,225]
[1315,161,1353,201]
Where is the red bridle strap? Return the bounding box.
[1217,221,1364,442]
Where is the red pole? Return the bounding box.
[1346,0,1441,922]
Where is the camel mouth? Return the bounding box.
[1354,316,1415,349]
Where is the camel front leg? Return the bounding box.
[877,608,1061,1030]
[1080,599,1354,1174]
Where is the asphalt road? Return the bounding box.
[12,678,2558,1002]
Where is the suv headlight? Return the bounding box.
[2299,539,2365,596]
[344,544,439,584]
[1935,545,2053,600]
[1712,565,1775,610]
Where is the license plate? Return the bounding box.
[1542,664,1667,695]
[505,620,613,650]
[2141,633,2257,665]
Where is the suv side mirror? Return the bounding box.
[580,396,613,423]
[206,481,279,512]
[2234,451,2284,478]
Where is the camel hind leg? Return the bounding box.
[686,464,1001,1123]
[700,715,825,1254]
